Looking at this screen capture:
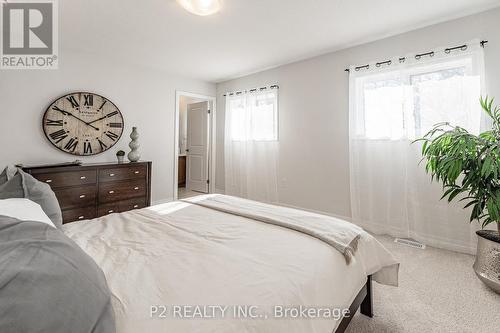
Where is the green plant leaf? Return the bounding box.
[417,95,500,228]
[463,200,478,209]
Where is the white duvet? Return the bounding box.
[63,197,398,333]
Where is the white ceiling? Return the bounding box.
[61,0,500,83]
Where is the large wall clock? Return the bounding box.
[43,92,124,156]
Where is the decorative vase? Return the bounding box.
[127,127,141,162]
[116,155,124,163]
[473,230,500,294]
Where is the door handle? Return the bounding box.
[185,149,190,152]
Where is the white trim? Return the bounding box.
[353,219,477,255]
[174,91,217,201]
[152,198,175,206]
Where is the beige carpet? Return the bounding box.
[346,235,500,333]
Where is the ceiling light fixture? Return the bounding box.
[177,0,221,16]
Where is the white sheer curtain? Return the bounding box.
[349,41,486,253]
[224,88,279,203]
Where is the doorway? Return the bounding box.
[174,91,216,200]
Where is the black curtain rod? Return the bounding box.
[345,40,488,73]
[223,84,279,97]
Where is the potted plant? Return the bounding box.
[415,96,499,293]
[116,150,126,163]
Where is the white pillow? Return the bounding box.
[0,198,56,228]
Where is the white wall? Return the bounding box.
[216,8,500,219]
[0,50,215,204]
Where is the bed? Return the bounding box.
[60,194,399,333]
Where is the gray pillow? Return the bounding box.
[0,216,116,333]
[0,173,24,199]
[18,169,63,228]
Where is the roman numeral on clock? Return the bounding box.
[49,129,68,143]
[98,100,107,110]
[66,95,79,108]
[83,94,94,107]
[52,105,69,115]
[64,138,79,152]
[84,142,92,154]
[109,122,123,128]
[98,139,108,151]
[45,119,63,126]
[105,131,119,141]
[106,111,118,118]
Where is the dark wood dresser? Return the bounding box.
[23,162,152,224]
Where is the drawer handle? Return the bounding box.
[133,204,139,208]
[80,176,86,180]
[108,210,114,213]
[109,173,115,177]
[78,216,85,220]
[134,187,140,190]
[45,179,52,183]
[79,194,86,198]
[134,171,140,174]
[109,190,115,194]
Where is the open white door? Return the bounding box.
[186,101,210,193]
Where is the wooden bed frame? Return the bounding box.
[335,275,373,333]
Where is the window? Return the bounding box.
[352,55,483,140]
[226,89,278,141]
[348,43,486,253]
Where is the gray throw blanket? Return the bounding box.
[183,195,363,264]
[0,216,115,333]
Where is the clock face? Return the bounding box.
[43,92,124,156]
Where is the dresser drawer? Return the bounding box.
[34,170,97,188]
[62,206,96,224]
[99,179,147,203]
[120,197,147,211]
[98,202,121,217]
[54,185,97,210]
[98,198,147,217]
[99,165,147,183]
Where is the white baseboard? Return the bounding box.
[152,198,174,206]
[408,231,476,255]
[353,220,476,255]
